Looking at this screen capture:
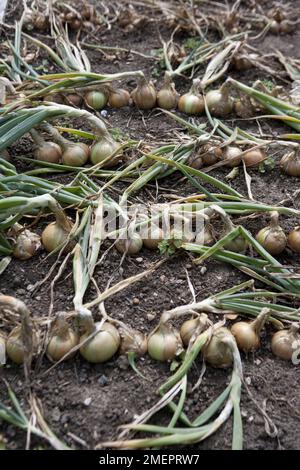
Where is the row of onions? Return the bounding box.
[1,297,299,367]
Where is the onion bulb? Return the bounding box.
[170,226,195,243]
[47,313,78,362]
[147,324,182,362]
[242,148,266,168]
[271,323,300,361]
[65,93,82,107]
[231,308,270,353]
[280,149,300,177]
[288,226,300,253]
[43,93,64,104]
[115,232,143,255]
[85,90,108,110]
[80,321,120,363]
[12,227,41,260]
[221,215,247,253]
[195,225,214,246]
[178,79,204,115]
[31,129,62,164]
[41,221,72,253]
[201,144,223,166]
[142,225,164,250]
[62,142,90,167]
[6,326,34,364]
[90,135,121,168]
[187,153,203,170]
[222,146,242,167]
[203,327,233,368]
[205,87,233,117]
[109,88,131,108]
[180,313,209,347]
[131,76,157,109]
[256,211,287,255]
[119,327,148,356]
[157,72,179,110]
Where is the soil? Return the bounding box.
[1,0,300,451]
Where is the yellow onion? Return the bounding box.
[47,313,78,362]
[62,142,90,167]
[131,76,156,109]
[119,327,148,356]
[195,225,214,246]
[268,7,285,22]
[34,13,49,32]
[115,232,143,255]
[279,20,295,34]
[187,153,203,170]
[256,211,287,255]
[80,321,120,363]
[6,325,37,364]
[231,308,270,353]
[157,72,179,110]
[242,149,266,168]
[65,93,82,107]
[222,146,242,167]
[109,88,131,108]
[43,93,64,104]
[142,225,164,250]
[178,79,204,115]
[12,228,42,260]
[41,221,72,253]
[221,215,247,253]
[90,136,121,168]
[233,54,254,71]
[203,327,233,368]
[85,90,108,110]
[34,142,62,163]
[180,313,209,347]
[271,323,300,361]
[269,20,280,33]
[205,87,233,117]
[147,324,182,362]
[201,144,223,166]
[280,149,300,177]
[288,227,300,253]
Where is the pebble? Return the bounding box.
[255,359,262,366]
[26,284,34,291]
[98,375,108,387]
[160,275,166,282]
[83,397,92,407]
[16,289,26,296]
[136,257,143,263]
[52,407,61,422]
[147,313,156,321]
[245,376,252,385]
[200,266,207,275]
[186,264,192,269]
[132,298,140,305]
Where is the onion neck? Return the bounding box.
[78,308,96,335]
[30,129,46,146]
[251,307,270,335]
[189,78,201,96]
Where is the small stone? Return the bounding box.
[186,264,192,269]
[35,296,41,301]
[136,257,143,263]
[160,275,166,282]
[100,110,108,118]
[245,376,251,385]
[26,284,34,291]
[52,407,61,422]
[83,397,92,407]
[98,375,108,387]
[16,289,26,296]
[200,266,207,275]
[147,313,156,321]
[241,410,248,418]
[255,359,261,366]
[248,416,254,423]
[132,298,140,305]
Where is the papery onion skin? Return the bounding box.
[203,327,233,368]
[80,322,120,363]
[280,151,300,177]
[201,145,223,166]
[109,88,130,108]
[132,78,157,110]
[288,227,300,253]
[115,233,143,255]
[195,226,214,246]
[47,328,78,362]
[147,326,182,362]
[256,223,287,255]
[34,142,62,163]
[242,149,266,168]
[231,322,260,352]
[13,230,41,260]
[62,143,90,167]
[120,328,148,356]
[41,222,70,253]
[65,93,82,107]
[85,90,108,110]
[271,324,300,361]
[205,90,233,117]
[180,314,209,347]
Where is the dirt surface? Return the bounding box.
[1,0,300,451]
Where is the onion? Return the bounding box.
[170,227,195,243]
[47,313,78,362]
[180,313,209,347]
[205,87,233,117]
[115,232,143,255]
[233,54,254,71]
[256,211,287,255]
[41,221,72,253]
[157,72,179,110]
[62,142,90,167]
[280,149,300,177]
[147,324,182,362]
[231,308,270,353]
[142,225,164,250]
[288,226,300,253]
[131,76,157,109]
[195,225,214,246]
[271,323,300,361]
[203,327,233,368]
[34,142,62,163]
[43,93,64,104]
[242,149,266,168]
[178,79,204,115]
[269,20,280,33]
[65,93,82,107]
[80,321,120,363]
[201,144,223,166]
[12,227,42,260]
[6,326,28,364]
[85,90,108,110]
[279,20,295,34]
[109,88,131,108]
[187,153,203,170]
[90,136,121,168]
[221,215,247,253]
[119,327,148,356]
[222,146,242,167]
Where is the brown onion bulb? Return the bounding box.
[90,136,121,168]
[34,142,62,163]
[157,73,179,110]
[6,326,32,364]
[65,93,82,107]
[223,146,242,167]
[256,212,287,255]
[41,221,72,253]
[47,314,78,361]
[231,308,270,353]
[13,229,41,260]
[195,225,214,246]
[119,327,148,356]
[80,321,120,363]
[203,327,233,368]
[62,143,90,167]
[205,88,233,117]
[180,313,209,347]
[287,226,300,253]
[271,323,300,361]
[43,93,64,104]
[147,324,182,362]
[109,88,131,108]
[242,149,266,168]
[178,79,204,115]
[131,76,156,109]
[280,149,300,177]
[115,232,143,255]
[201,144,223,166]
